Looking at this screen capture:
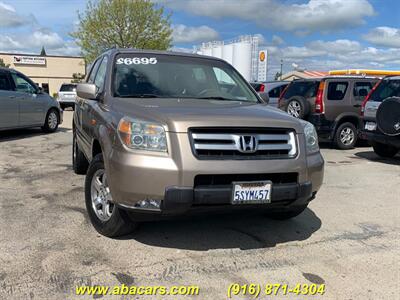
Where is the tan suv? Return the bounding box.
[72,49,324,237]
[278,76,379,149]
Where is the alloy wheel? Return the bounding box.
[287,101,301,118]
[339,127,355,146]
[90,169,114,222]
[48,111,58,129]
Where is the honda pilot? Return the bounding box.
[72,49,324,237]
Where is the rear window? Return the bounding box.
[369,79,400,102]
[284,81,319,99]
[269,85,288,98]
[327,82,348,100]
[0,73,12,91]
[353,82,373,97]
[60,84,76,92]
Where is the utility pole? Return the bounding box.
[280,59,283,80]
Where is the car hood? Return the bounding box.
[112,97,305,133]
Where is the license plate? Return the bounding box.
[232,181,272,204]
[365,122,376,131]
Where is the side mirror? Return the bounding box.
[77,83,97,100]
[259,92,270,104]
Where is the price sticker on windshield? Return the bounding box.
[116,57,157,65]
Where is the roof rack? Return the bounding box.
[329,69,400,76]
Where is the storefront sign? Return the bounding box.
[13,56,46,65]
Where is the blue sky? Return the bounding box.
[1,0,400,78]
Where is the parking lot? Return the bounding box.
[0,110,399,299]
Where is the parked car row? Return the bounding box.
[251,75,399,155]
[1,49,397,238]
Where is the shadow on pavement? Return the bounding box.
[123,208,321,251]
[354,150,400,165]
[0,127,69,142]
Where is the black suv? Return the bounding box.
[278,76,379,149]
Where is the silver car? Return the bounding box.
[57,83,77,110]
[250,81,289,107]
[0,67,62,132]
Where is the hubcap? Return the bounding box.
[91,169,114,222]
[287,101,301,118]
[340,127,355,146]
[48,112,58,129]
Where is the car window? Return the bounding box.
[60,84,76,92]
[193,68,207,82]
[250,83,261,91]
[87,58,102,83]
[353,82,372,101]
[327,82,348,100]
[113,54,258,102]
[370,79,400,102]
[268,86,281,98]
[284,81,319,99]
[11,73,37,94]
[94,56,108,92]
[0,73,12,91]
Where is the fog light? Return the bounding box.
[134,199,161,210]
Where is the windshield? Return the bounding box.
[284,81,319,99]
[60,84,76,92]
[370,79,400,102]
[113,54,259,102]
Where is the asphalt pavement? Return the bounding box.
[0,111,399,299]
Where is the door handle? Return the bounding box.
[9,96,15,99]
[353,104,361,108]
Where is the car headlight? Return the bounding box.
[118,117,167,152]
[303,122,319,154]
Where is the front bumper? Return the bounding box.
[58,97,76,103]
[360,130,400,148]
[106,132,324,218]
[118,182,315,220]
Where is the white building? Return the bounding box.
[195,35,267,82]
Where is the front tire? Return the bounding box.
[267,205,308,220]
[372,142,398,158]
[42,108,59,133]
[85,154,137,237]
[334,122,357,149]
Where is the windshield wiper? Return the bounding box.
[118,94,161,98]
[197,96,238,101]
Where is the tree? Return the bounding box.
[274,71,282,81]
[71,0,173,63]
[0,58,9,68]
[40,46,47,56]
[71,73,85,83]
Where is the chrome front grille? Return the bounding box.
[190,128,297,160]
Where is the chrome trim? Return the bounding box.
[191,130,297,158]
[117,203,162,212]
